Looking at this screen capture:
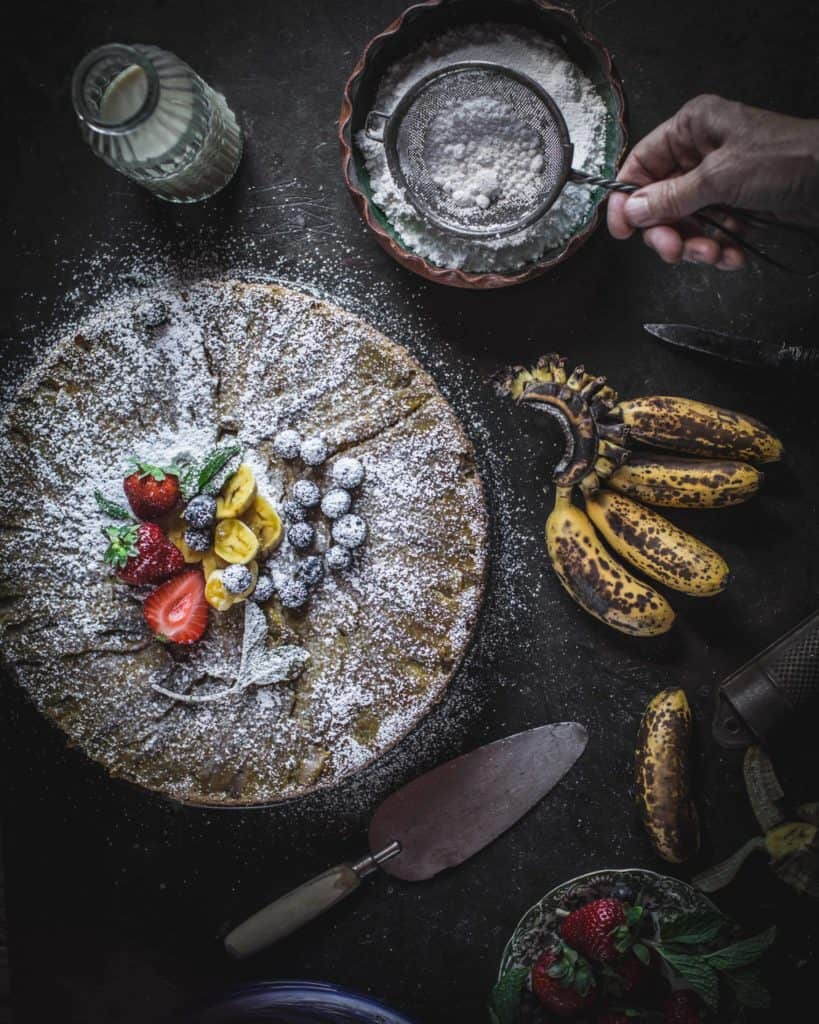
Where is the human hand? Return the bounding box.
[607,94,819,268]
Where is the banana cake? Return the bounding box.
[0,280,488,805]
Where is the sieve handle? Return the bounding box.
[569,169,636,194]
[569,169,818,275]
[365,110,390,142]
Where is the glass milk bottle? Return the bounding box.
[72,43,243,202]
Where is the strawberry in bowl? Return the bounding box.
[491,869,775,1023]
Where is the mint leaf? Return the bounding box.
[654,950,720,1010]
[94,490,133,521]
[633,942,650,966]
[660,909,732,946]
[626,905,644,928]
[179,463,199,501]
[706,926,776,972]
[489,967,527,1024]
[197,443,242,495]
[724,967,772,1009]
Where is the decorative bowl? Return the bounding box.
[178,980,417,1023]
[498,868,718,981]
[339,0,627,289]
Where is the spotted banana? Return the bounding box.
[607,395,783,463]
[634,688,700,863]
[585,489,730,597]
[608,452,763,509]
[547,487,675,636]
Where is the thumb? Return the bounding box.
[623,168,715,227]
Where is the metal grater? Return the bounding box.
[713,609,819,748]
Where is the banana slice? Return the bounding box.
[205,570,239,611]
[216,463,257,520]
[168,516,204,563]
[243,495,283,554]
[214,518,260,564]
[202,549,228,580]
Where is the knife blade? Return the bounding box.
[224,722,587,957]
[644,323,819,371]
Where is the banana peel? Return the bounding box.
[694,746,819,900]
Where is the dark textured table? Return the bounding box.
[2,1,818,1021]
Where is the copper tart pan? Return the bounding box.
[339,0,627,289]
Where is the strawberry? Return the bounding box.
[662,991,701,1024]
[531,947,597,1018]
[104,522,185,585]
[560,899,637,963]
[143,570,208,645]
[604,954,645,997]
[123,459,181,520]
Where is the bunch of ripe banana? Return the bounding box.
[499,354,783,637]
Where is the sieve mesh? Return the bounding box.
[383,62,574,239]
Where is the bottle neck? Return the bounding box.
[72,43,160,135]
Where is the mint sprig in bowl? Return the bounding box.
[492,868,775,1023]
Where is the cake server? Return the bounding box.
[224,721,588,958]
[644,322,819,371]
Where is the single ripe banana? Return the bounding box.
[168,516,204,563]
[606,396,783,463]
[217,463,257,519]
[635,688,700,863]
[546,487,675,637]
[243,495,283,554]
[214,518,260,564]
[585,489,730,597]
[608,453,763,509]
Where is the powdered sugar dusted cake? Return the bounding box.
[0,280,487,805]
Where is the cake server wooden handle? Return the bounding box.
[223,842,400,958]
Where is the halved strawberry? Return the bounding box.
[143,570,208,645]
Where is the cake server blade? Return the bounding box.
[369,721,587,880]
[224,722,587,958]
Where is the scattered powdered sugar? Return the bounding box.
[356,23,611,272]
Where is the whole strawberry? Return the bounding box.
[123,459,180,521]
[663,990,701,1023]
[104,522,185,585]
[531,946,597,1018]
[560,899,634,963]
[605,953,645,996]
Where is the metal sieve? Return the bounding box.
[364,60,818,271]
[364,61,625,239]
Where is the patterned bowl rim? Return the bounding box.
[497,867,720,981]
[338,0,628,289]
